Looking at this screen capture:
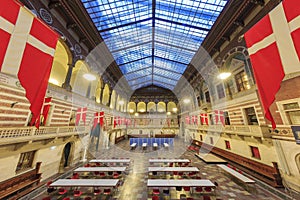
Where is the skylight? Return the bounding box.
[81,0,228,90]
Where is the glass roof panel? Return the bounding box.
[81,0,228,90]
[153,75,177,86]
[153,67,181,80]
[120,57,152,74]
[125,67,152,80]
[129,75,152,86]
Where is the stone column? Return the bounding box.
[62,64,74,91]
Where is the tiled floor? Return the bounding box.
[38,137,293,200]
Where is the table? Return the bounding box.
[163,143,169,147]
[74,167,126,172]
[50,179,119,187]
[149,159,190,163]
[89,159,131,164]
[148,167,199,172]
[217,164,255,183]
[153,143,158,147]
[147,179,215,187]
[130,143,137,149]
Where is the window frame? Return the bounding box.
[16,151,36,172]
[250,146,261,160]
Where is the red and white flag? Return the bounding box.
[191,115,198,125]
[0,0,59,128]
[113,116,117,128]
[76,107,87,126]
[32,97,52,128]
[185,116,190,124]
[200,113,209,125]
[244,0,300,128]
[214,110,225,126]
[93,111,104,128]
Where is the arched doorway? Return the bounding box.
[296,153,300,173]
[59,142,73,172]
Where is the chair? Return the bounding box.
[46,181,52,187]
[152,188,160,195]
[187,198,194,200]
[47,187,55,194]
[163,188,170,195]
[195,187,202,193]
[42,197,51,200]
[183,186,190,192]
[99,172,106,178]
[73,190,83,197]
[204,187,212,192]
[103,188,111,195]
[176,186,182,191]
[84,197,92,200]
[108,171,113,176]
[62,198,70,200]
[58,188,67,195]
[179,194,187,200]
[152,196,159,200]
[113,173,119,179]
[94,188,101,195]
[203,196,211,200]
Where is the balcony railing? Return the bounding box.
[269,125,294,139]
[187,124,271,138]
[0,126,90,145]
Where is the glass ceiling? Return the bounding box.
[81,0,228,90]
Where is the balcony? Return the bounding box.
[0,126,90,146]
[187,124,271,139]
[269,125,294,140]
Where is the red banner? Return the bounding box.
[0,0,59,129]
[244,0,300,128]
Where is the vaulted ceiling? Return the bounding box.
[80,0,228,90]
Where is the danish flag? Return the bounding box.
[191,115,198,125]
[214,110,225,126]
[200,113,209,125]
[185,116,190,124]
[93,111,104,128]
[76,107,87,126]
[0,0,59,128]
[32,97,52,128]
[244,0,300,128]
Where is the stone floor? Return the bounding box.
[37,137,296,200]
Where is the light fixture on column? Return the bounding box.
[172,108,178,113]
[49,78,59,86]
[217,72,231,80]
[83,73,96,81]
[183,98,190,104]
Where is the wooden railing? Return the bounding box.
[155,134,176,138]
[0,126,90,145]
[0,162,42,199]
[192,140,283,187]
[115,135,125,144]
